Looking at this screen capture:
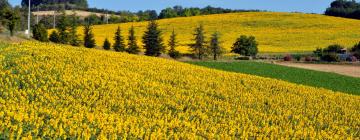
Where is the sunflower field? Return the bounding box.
[0,41,359,139]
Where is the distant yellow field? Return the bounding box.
[77,12,360,53]
[1,41,359,139]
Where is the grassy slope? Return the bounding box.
[79,12,360,53]
[189,61,360,95]
[1,41,359,138]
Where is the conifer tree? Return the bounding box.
[142,20,164,56]
[168,29,181,59]
[57,10,70,44]
[32,23,48,42]
[113,26,126,52]
[126,26,140,54]
[69,12,81,46]
[209,32,223,60]
[191,24,207,59]
[103,38,111,50]
[83,23,96,48]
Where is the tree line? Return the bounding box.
[20,0,261,27]
[32,13,258,60]
[325,0,360,19]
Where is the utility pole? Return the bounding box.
[36,6,39,24]
[27,0,31,38]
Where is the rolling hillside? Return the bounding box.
[78,12,360,53]
[0,41,359,138]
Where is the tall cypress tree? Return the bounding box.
[191,24,207,60]
[69,12,81,46]
[113,26,126,52]
[126,26,140,54]
[83,23,96,48]
[209,32,223,60]
[168,29,181,59]
[57,10,70,44]
[142,20,164,56]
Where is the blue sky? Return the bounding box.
[9,0,333,14]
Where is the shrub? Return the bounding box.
[231,35,258,57]
[323,44,344,53]
[49,31,60,43]
[169,51,182,59]
[283,55,292,61]
[351,42,360,59]
[32,23,48,42]
[321,53,340,62]
[346,56,358,62]
[292,54,302,61]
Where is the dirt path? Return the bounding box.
[276,62,360,78]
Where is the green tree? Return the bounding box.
[0,0,11,10]
[142,20,164,56]
[103,38,111,50]
[57,10,70,44]
[209,32,223,60]
[1,8,20,36]
[168,29,181,59]
[352,42,360,59]
[191,24,207,60]
[159,7,178,19]
[83,23,96,48]
[49,31,60,43]
[231,35,258,57]
[69,12,81,46]
[113,26,126,52]
[126,26,140,54]
[32,23,48,42]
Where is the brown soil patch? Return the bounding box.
[276,62,360,78]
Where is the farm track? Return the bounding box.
[276,62,360,78]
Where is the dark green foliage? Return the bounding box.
[0,7,20,36]
[313,48,324,57]
[113,26,126,52]
[189,61,360,95]
[191,24,207,60]
[321,53,340,62]
[323,44,344,53]
[83,23,96,48]
[69,13,81,46]
[325,0,360,19]
[137,10,158,21]
[231,35,258,57]
[21,0,88,9]
[103,38,111,50]
[0,0,11,11]
[314,44,344,62]
[49,31,60,43]
[57,11,70,44]
[168,30,181,59]
[126,26,140,54]
[158,5,260,19]
[85,14,102,25]
[142,20,164,56]
[32,23,48,42]
[159,8,178,19]
[209,32,223,60]
[351,42,360,59]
